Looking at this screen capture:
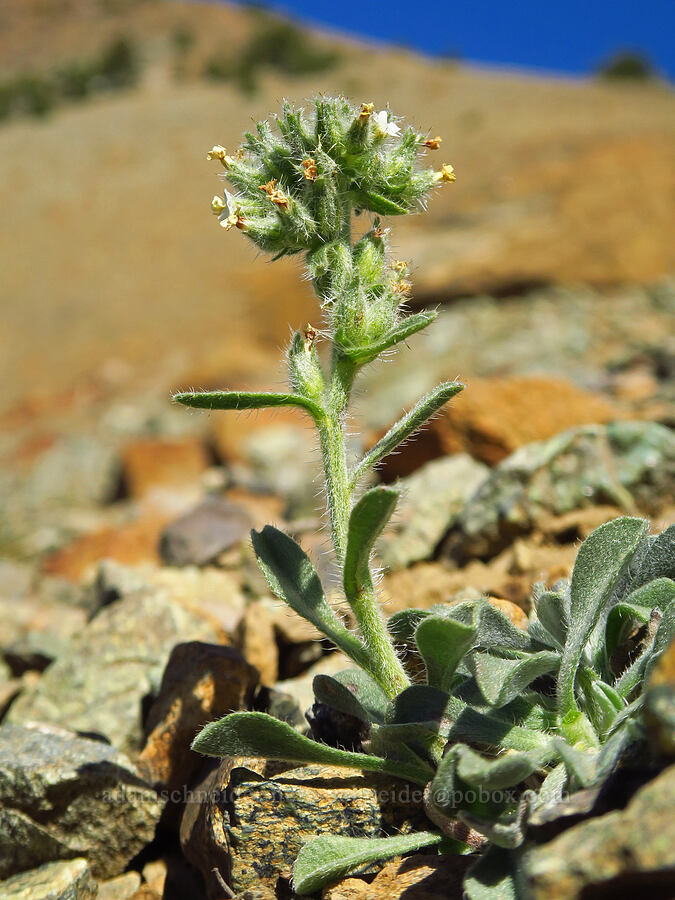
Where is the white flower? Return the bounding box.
[211,194,226,215]
[373,110,401,138]
[217,190,245,230]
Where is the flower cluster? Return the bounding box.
[206,97,453,357]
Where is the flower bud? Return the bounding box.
[288,326,325,404]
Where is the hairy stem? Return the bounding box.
[318,354,355,564]
[317,351,409,696]
[350,585,410,695]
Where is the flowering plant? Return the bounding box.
[176,97,674,898]
[177,96,458,700]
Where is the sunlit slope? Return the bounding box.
[1,1,674,409]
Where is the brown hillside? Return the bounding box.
[1,0,674,410]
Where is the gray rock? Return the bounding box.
[7,579,222,755]
[378,454,489,571]
[521,764,675,899]
[88,559,247,634]
[159,495,253,567]
[0,592,86,669]
[0,436,120,556]
[0,722,160,881]
[449,422,675,558]
[0,858,97,900]
[181,760,428,896]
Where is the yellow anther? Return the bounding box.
[422,135,442,150]
[436,163,456,183]
[302,158,318,181]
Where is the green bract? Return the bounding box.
[177,98,673,899]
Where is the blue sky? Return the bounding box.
[238,0,674,79]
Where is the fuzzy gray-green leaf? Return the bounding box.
[350,381,464,488]
[313,669,389,724]
[448,706,553,755]
[633,523,675,586]
[192,712,430,784]
[252,525,370,672]
[337,310,437,364]
[532,589,568,649]
[416,615,478,692]
[456,746,544,791]
[343,486,398,602]
[293,831,442,895]
[386,684,456,732]
[173,388,323,422]
[461,791,535,849]
[472,651,560,708]
[553,737,598,789]
[557,517,649,715]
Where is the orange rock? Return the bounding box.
[378,375,619,477]
[41,515,168,581]
[323,853,470,899]
[236,600,278,686]
[485,596,529,630]
[137,641,258,792]
[128,888,161,900]
[120,437,210,499]
[383,548,574,617]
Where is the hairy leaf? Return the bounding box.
[577,667,623,735]
[416,615,478,691]
[353,189,409,216]
[337,310,437,365]
[615,602,674,697]
[461,791,535,849]
[456,746,544,791]
[366,727,437,773]
[343,486,398,603]
[448,706,553,755]
[251,525,371,673]
[192,712,431,784]
[350,381,464,488]
[386,684,455,731]
[313,669,389,724]
[532,589,568,649]
[371,722,445,767]
[173,389,323,422]
[293,831,442,895]
[472,651,560,708]
[557,517,649,715]
[554,737,600,790]
[388,608,429,645]
[473,602,534,653]
[633,523,675,586]
[437,600,532,653]
[464,846,516,900]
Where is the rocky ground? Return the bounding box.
[1,278,674,899]
[1,2,675,897]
